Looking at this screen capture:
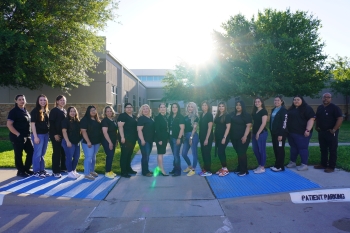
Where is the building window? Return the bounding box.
[125,91,129,104]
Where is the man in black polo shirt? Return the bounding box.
[314,93,343,173]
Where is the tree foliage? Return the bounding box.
[330,56,350,96]
[163,9,330,101]
[0,0,118,92]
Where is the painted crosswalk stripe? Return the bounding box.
[6,179,42,192]
[25,177,64,194]
[43,176,84,196]
[61,177,100,197]
[85,177,119,199]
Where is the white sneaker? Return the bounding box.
[297,164,308,171]
[67,171,77,179]
[253,166,260,172]
[286,161,296,168]
[271,167,283,172]
[254,167,266,174]
[73,170,81,178]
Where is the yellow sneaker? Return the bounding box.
[105,172,114,179]
[187,170,196,176]
[110,171,117,177]
[183,167,191,173]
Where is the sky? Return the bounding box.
[100,0,350,69]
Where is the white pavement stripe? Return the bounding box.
[25,178,64,194]
[85,177,119,199]
[0,193,4,205]
[0,214,29,232]
[43,176,83,196]
[18,211,57,233]
[62,178,96,197]
[6,179,41,192]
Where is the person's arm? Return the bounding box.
[117,121,126,144]
[137,126,146,146]
[242,123,252,144]
[81,128,91,148]
[62,128,72,148]
[304,118,315,137]
[256,115,267,140]
[221,123,231,144]
[189,122,198,145]
[7,120,20,137]
[31,122,40,144]
[102,126,113,150]
[330,117,343,134]
[177,124,185,145]
[278,110,288,141]
[204,122,213,146]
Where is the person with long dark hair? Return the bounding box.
[214,102,231,177]
[199,101,213,177]
[117,103,138,178]
[286,95,315,171]
[251,97,268,174]
[49,95,67,178]
[101,106,118,179]
[30,94,50,178]
[61,106,81,179]
[7,94,34,177]
[137,104,155,177]
[81,105,102,180]
[168,103,185,176]
[154,103,169,176]
[230,100,252,177]
[269,95,288,172]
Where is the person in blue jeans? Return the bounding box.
[251,97,269,174]
[81,106,102,181]
[182,102,199,177]
[30,94,50,178]
[137,104,155,177]
[168,103,185,176]
[61,106,81,179]
[101,106,118,179]
[286,95,315,171]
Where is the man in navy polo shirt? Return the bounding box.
[314,93,343,173]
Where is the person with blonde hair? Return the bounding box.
[101,106,118,178]
[137,104,155,177]
[182,102,199,176]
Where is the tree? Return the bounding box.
[330,56,350,119]
[0,0,118,92]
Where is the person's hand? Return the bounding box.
[158,141,162,145]
[34,136,40,144]
[109,142,113,150]
[176,138,181,145]
[304,130,310,137]
[87,142,92,148]
[241,136,247,144]
[255,133,260,140]
[54,135,61,142]
[141,140,146,146]
[221,138,226,145]
[121,137,125,144]
[189,138,192,146]
[204,139,208,146]
[278,136,282,141]
[67,141,72,148]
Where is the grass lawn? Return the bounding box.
[198,145,350,173]
[0,137,140,174]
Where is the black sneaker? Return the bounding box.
[169,170,175,175]
[17,171,29,177]
[25,170,34,175]
[40,170,51,177]
[128,170,137,174]
[33,172,45,178]
[121,173,131,178]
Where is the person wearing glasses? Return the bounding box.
[314,93,343,173]
[118,103,138,178]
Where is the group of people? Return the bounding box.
[7,92,343,180]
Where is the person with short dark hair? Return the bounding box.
[117,103,138,178]
[137,104,155,177]
[229,100,252,177]
[7,94,34,177]
[30,94,50,178]
[101,106,118,178]
[314,93,343,173]
[269,95,288,172]
[154,103,169,176]
[214,102,231,177]
[61,106,81,179]
[49,95,67,178]
[199,101,213,177]
[286,95,315,171]
[168,103,185,176]
[251,97,268,174]
[81,105,102,180]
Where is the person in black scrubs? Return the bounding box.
[81,105,102,181]
[154,103,169,176]
[61,106,82,179]
[101,106,118,178]
[214,102,231,177]
[286,95,315,171]
[7,94,34,177]
[314,93,343,173]
[137,104,155,177]
[30,94,50,178]
[117,103,138,178]
[269,95,288,172]
[168,103,185,176]
[49,95,67,178]
[229,100,252,177]
[199,101,213,177]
